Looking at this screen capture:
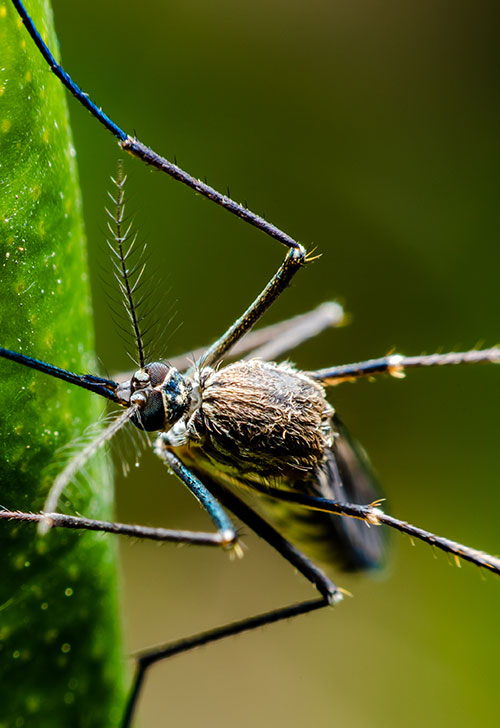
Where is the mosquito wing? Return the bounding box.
[247,414,388,572]
[318,415,387,571]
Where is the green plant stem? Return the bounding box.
[0,1,126,725]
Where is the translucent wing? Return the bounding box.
[316,415,387,571]
[252,415,387,572]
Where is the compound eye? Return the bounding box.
[145,362,170,387]
[131,389,166,432]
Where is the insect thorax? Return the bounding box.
[167,360,334,481]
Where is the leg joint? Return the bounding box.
[218,527,239,548]
[286,244,307,267]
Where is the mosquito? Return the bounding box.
[2,158,500,724]
[2,2,500,726]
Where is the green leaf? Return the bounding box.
[0,2,126,725]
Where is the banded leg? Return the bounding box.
[121,467,340,728]
[310,348,500,385]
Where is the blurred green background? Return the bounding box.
[35,0,500,725]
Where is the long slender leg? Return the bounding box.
[310,348,500,385]
[243,301,344,362]
[198,246,309,368]
[11,0,300,252]
[154,449,237,547]
[6,475,499,574]
[206,478,341,601]
[124,599,327,728]
[0,347,119,402]
[6,479,498,574]
[107,243,314,377]
[244,481,500,576]
[0,509,232,547]
[121,468,340,728]
[112,301,344,380]
[1,441,239,549]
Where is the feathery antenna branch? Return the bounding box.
[106,161,146,368]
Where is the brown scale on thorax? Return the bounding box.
[181,360,334,483]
